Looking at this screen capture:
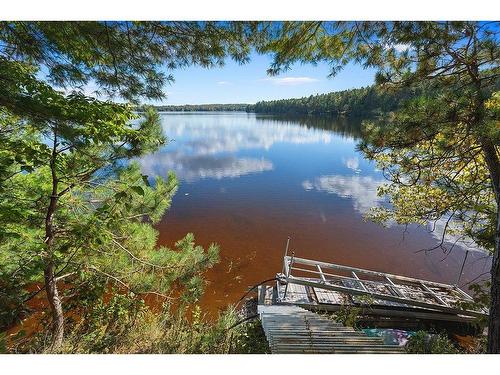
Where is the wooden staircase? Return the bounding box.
[257,304,404,354]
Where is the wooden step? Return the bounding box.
[267,331,363,337]
[259,303,403,354]
[270,337,384,343]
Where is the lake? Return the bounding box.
[138,112,491,315]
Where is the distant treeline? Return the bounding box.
[153,103,250,112]
[250,86,422,117]
[150,85,424,117]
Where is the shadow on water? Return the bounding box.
[254,113,365,139]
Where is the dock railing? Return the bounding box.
[278,255,488,319]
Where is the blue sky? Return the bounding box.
[157,51,377,105]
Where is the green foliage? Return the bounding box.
[332,304,362,328]
[156,305,238,354]
[0,86,220,336]
[0,21,242,345]
[0,22,261,102]
[251,85,422,117]
[11,297,252,354]
[361,88,498,253]
[60,293,146,354]
[0,332,6,353]
[260,22,499,89]
[231,320,271,354]
[152,103,251,112]
[405,331,459,354]
[454,281,490,328]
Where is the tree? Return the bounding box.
[251,85,418,116]
[0,59,220,350]
[0,22,259,102]
[260,21,500,352]
[0,21,257,350]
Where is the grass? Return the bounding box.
[5,293,270,354]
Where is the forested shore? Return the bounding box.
[250,86,418,116]
[153,103,250,112]
[154,85,432,117]
[1,21,498,354]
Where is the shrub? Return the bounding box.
[231,320,270,354]
[405,331,459,354]
[7,294,270,354]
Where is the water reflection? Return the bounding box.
[254,114,364,139]
[138,112,344,182]
[302,175,385,214]
[137,112,490,315]
[428,217,484,253]
[342,157,361,173]
[140,151,273,181]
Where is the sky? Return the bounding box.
[156,51,377,105]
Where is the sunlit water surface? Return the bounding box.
[138,112,490,315]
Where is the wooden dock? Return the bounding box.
[277,256,487,322]
[253,255,488,353]
[258,304,404,354]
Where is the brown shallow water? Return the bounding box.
[140,112,491,316]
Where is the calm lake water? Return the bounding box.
[138,112,491,315]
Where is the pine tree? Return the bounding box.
[260,21,500,352]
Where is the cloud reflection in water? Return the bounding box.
[140,151,273,181]
[138,114,334,182]
[302,175,385,214]
[303,175,487,253]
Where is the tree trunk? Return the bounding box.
[488,210,500,353]
[44,262,64,350]
[481,138,500,353]
[44,130,64,350]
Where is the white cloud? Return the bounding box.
[384,43,411,53]
[260,76,319,86]
[217,81,231,86]
[158,115,334,155]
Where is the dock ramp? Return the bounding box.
[278,255,488,321]
[252,253,488,353]
[258,304,404,354]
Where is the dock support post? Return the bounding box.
[282,237,291,275]
[282,251,295,301]
[456,250,469,286]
